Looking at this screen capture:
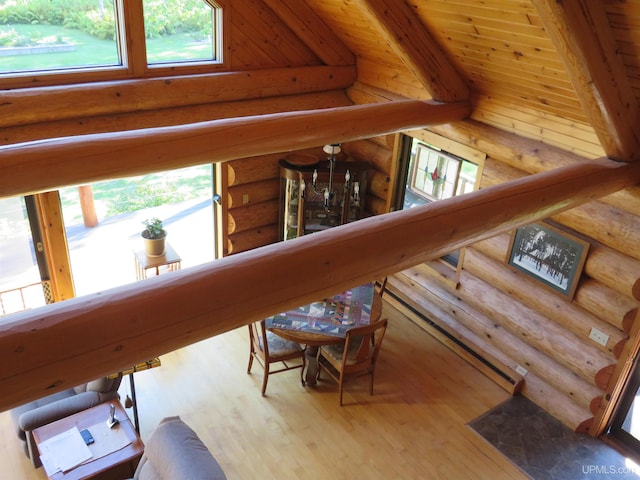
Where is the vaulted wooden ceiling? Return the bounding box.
[273,0,640,162]
[4,0,640,418]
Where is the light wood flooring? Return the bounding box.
[0,301,528,479]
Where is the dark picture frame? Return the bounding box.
[506,222,590,300]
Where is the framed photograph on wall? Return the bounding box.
[506,222,590,300]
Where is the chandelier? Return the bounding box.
[300,143,359,209]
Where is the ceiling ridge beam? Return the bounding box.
[533,0,640,161]
[354,0,469,102]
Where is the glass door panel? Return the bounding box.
[621,389,640,442]
[60,164,215,296]
[0,196,49,315]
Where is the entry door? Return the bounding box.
[0,195,62,315]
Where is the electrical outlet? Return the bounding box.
[515,365,528,376]
[242,194,250,204]
[589,327,609,347]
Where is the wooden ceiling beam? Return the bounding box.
[0,65,356,129]
[354,0,469,102]
[533,0,640,161]
[1,157,639,411]
[0,99,470,198]
[0,91,354,146]
[261,0,355,66]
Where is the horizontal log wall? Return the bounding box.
[387,120,640,431]
[0,89,354,147]
[386,266,597,431]
[226,154,281,254]
[225,140,395,255]
[343,138,394,216]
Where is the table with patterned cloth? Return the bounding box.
[265,283,382,385]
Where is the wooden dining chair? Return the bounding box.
[375,277,388,297]
[370,278,387,346]
[247,320,306,396]
[316,318,388,406]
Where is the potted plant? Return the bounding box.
[141,218,167,256]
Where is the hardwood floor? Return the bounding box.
[0,301,527,479]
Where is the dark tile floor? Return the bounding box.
[469,396,640,479]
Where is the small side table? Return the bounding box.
[33,400,143,480]
[133,243,181,280]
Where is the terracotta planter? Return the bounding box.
[143,235,166,256]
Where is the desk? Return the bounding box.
[133,243,181,280]
[266,283,382,385]
[33,400,143,480]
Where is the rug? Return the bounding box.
[468,396,640,479]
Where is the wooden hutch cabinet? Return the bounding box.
[279,158,368,241]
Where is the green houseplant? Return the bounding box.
[141,218,167,256]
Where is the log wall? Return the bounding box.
[351,42,639,430]
[2,0,639,438]
[223,140,393,255]
[225,154,281,255]
[383,119,640,432]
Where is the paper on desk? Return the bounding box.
[39,426,93,474]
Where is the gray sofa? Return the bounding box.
[132,416,226,480]
[10,375,122,468]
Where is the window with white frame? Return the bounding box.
[0,0,222,79]
[143,0,222,66]
[404,138,478,209]
[0,0,122,74]
[400,135,480,267]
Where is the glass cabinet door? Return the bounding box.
[279,158,368,241]
[281,175,302,241]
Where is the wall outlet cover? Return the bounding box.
[589,327,609,347]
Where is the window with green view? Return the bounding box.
[0,0,222,77]
[143,0,221,66]
[404,139,478,209]
[0,0,121,74]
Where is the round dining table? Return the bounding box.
[267,288,383,386]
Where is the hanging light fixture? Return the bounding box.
[311,143,349,209]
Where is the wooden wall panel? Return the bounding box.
[389,122,640,431]
[228,225,279,255]
[342,139,393,175]
[228,200,280,235]
[464,245,626,358]
[342,139,393,212]
[223,139,396,255]
[225,154,281,253]
[480,157,640,267]
[427,121,640,215]
[389,265,595,432]
[228,0,320,68]
[470,96,605,159]
[356,57,430,101]
[472,234,638,334]
[227,155,282,186]
[227,180,279,209]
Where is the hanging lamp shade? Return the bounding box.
[323,144,341,156]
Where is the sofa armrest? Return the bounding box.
[18,391,101,432]
[135,417,226,480]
